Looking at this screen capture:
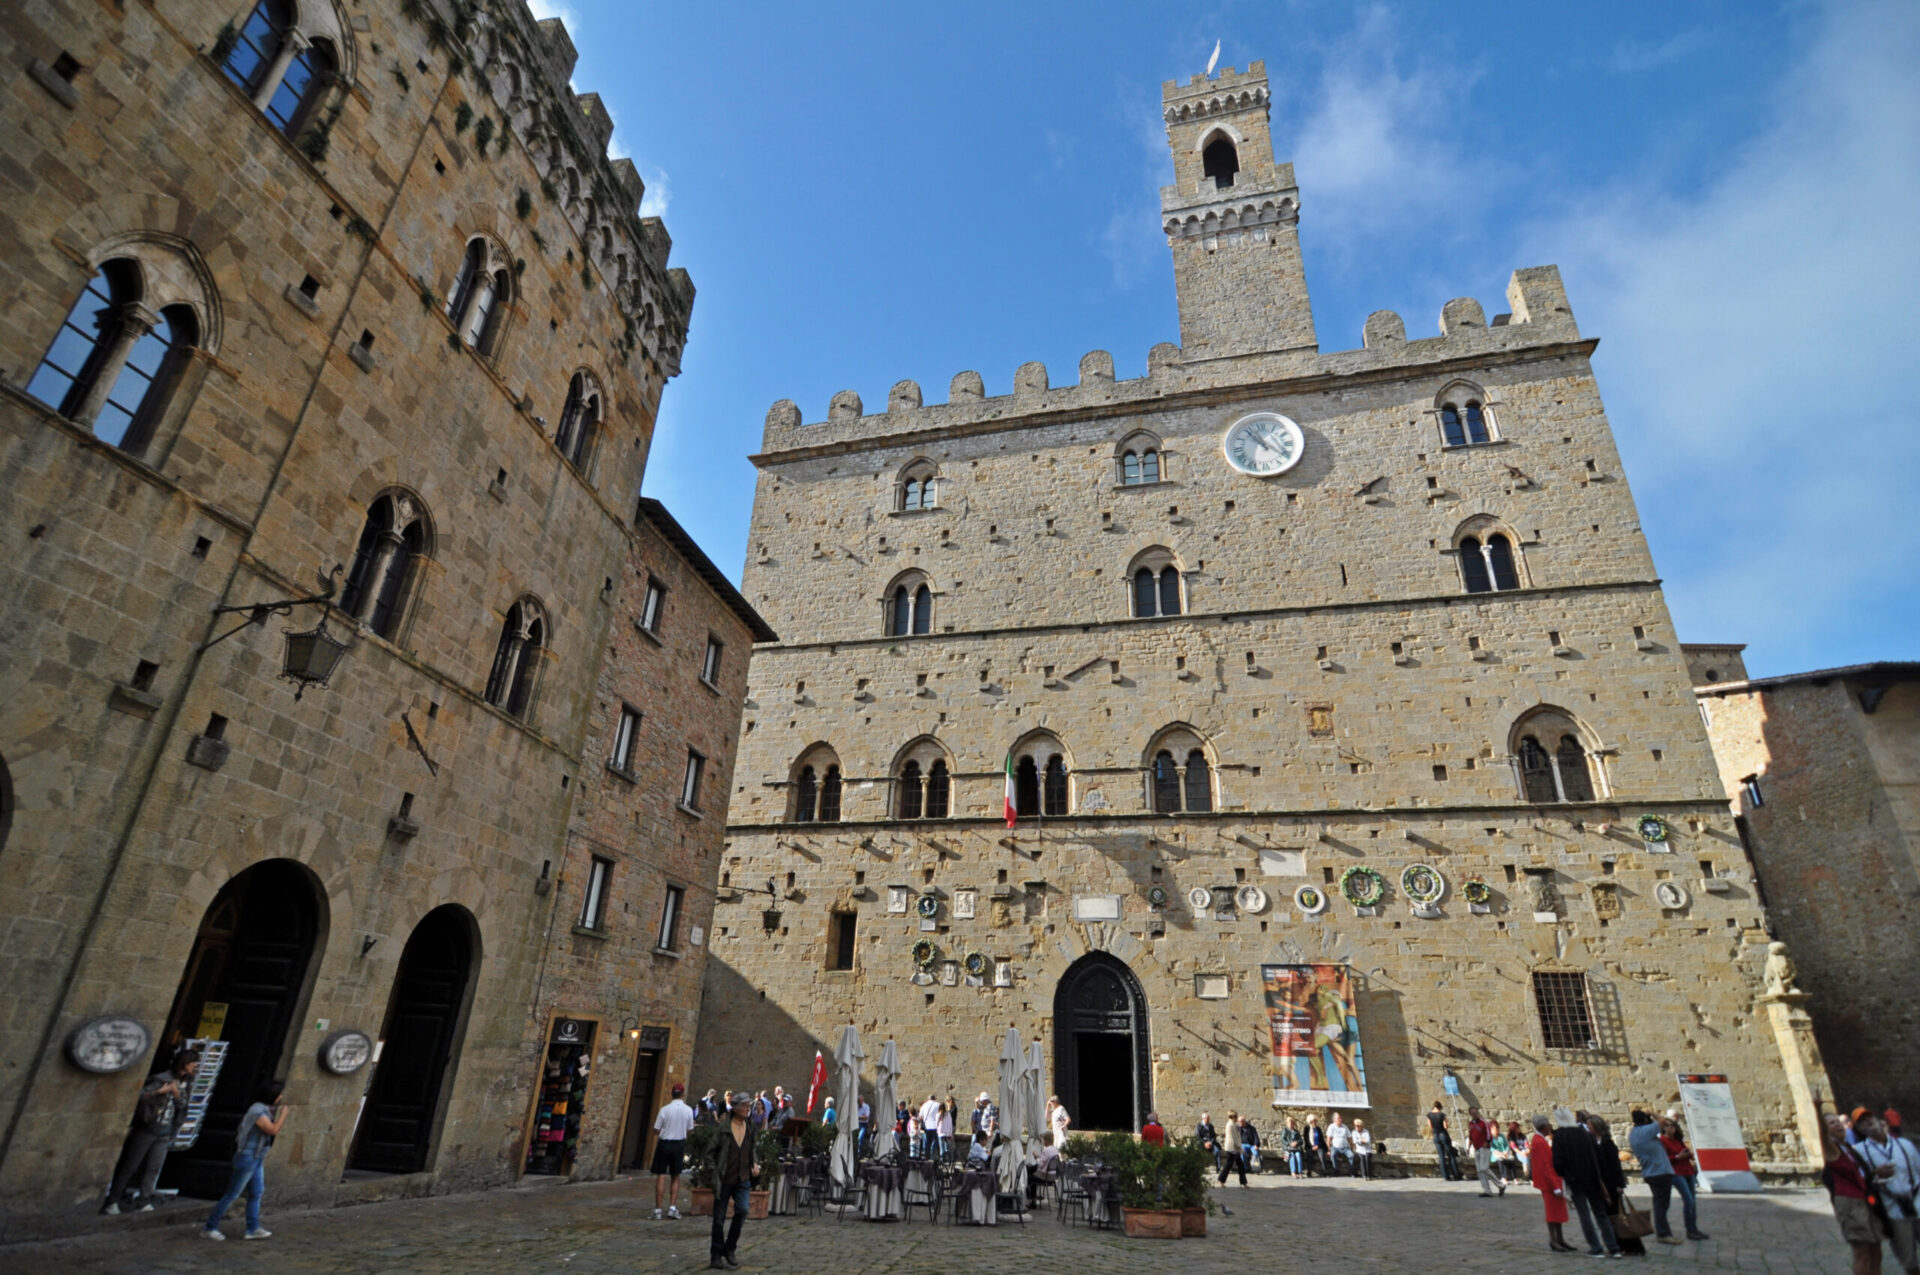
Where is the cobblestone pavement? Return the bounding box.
[6,1173,1855,1274]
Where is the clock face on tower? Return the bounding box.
[1222,412,1305,477]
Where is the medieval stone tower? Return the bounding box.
[693,61,1826,1164]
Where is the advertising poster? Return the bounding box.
[1262,964,1369,1108]
[1676,1074,1763,1192]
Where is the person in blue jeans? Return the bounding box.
[203,1081,288,1241]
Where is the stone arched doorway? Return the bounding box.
[159,858,325,1195]
[1053,953,1151,1132]
[350,904,479,1173]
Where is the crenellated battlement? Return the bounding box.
[756,268,1582,456]
[1162,61,1271,118]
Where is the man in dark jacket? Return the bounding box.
[1551,1107,1622,1257]
[102,1048,200,1213]
[1196,1112,1221,1172]
[709,1091,759,1270]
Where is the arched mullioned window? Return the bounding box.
[885,572,933,637]
[26,258,202,454]
[339,491,430,640]
[1436,381,1497,447]
[484,597,545,718]
[788,744,842,822]
[1043,756,1069,817]
[1015,756,1041,819]
[1009,731,1071,819]
[1146,726,1216,813]
[554,371,602,470]
[896,459,938,512]
[1454,518,1525,594]
[220,1,342,138]
[1511,708,1605,804]
[893,737,954,820]
[1116,432,1163,486]
[1202,133,1240,189]
[1129,547,1185,618]
[446,237,511,356]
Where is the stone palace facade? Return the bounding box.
[693,61,1828,1167]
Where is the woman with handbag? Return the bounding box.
[1552,1107,1622,1257]
[1529,1114,1577,1253]
[1588,1114,1648,1256]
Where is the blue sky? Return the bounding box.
[539,0,1918,679]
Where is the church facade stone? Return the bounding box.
[695,61,1826,1168]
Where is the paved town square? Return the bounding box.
[6,1175,1855,1275]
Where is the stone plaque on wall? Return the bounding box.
[1071,894,1121,922]
[954,889,977,920]
[1258,848,1305,876]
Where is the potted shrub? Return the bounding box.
[1112,1136,1182,1239]
[686,1123,720,1215]
[1162,1137,1213,1237]
[748,1127,781,1219]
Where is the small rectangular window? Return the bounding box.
[609,704,640,773]
[1532,971,1596,1050]
[828,911,857,971]
[1741,775,1765,808]
[702,637,723,685]
[639,578,666,633]
[681,749,706,809]
[580,856,613,930]
[657,885,684,951]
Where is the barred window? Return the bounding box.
[1532,971,1596,1050]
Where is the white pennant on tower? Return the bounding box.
[1206,39,1221,75]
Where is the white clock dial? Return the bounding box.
[1222,412,1305,477]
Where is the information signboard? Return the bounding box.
[1676,1073,1763,1193]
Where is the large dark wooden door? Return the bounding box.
[1053,953,1151,1132]
[160,859,322,1195]
[350,905,474,1173]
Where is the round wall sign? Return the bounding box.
[1146,885,1169,909]
[319,1029,374,1075]
[1401,864,1447,906]
[1293,885,1328,915]
[916,893,940,918]
[1186,886,1213,912]
[67,1017,151,1075]
[1637,815,1671,844]
[1222,412,1306,477]
[1236,885,1270,914]
[1654,881,1691,910]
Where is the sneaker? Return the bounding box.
[667,1206,680,1219]
[103,1203,121,1216]
[1686,1232,1710,1241]
[652,1208,663,1220]
[203,1230,226,1242]
[138,1204,154,1213]
[244,1228,272,1240]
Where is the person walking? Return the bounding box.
[1552,1106,1622,1257]
[1327,1111,1354,1176]
[103,1047,200,1214]
[202,1081,287,1241]
[1219,1110,1248,1186]
[651,1082,697,1220]
[1468,1106,1505,1197]
[1587,1114,1644,1256]
[1429,1101,1462,1181]
[1352,1118,1374,1180]
[1280,1117,1305,1178]
[708,1091,759,1271]
[1627,1109,1681,1244]
[1858,1114,1920,1275]
[1658,1115,1709,1240]
[1196,1112,1221,1173]
[1530,1114,1577,1253]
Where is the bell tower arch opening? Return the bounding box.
[1052,952,1151,1133]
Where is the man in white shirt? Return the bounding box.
[918,1093,943,1158]
[1327,1111,1354,1175]
[651,1083,698,1219]
[1857,1116,1920,1275]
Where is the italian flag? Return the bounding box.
[1003,751,1018,829]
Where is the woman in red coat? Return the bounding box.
[1528,1114,1576,1252]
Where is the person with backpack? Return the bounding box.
[102,1047,200,1214]
[1857,1114,1920,1275]
[203,1080,288,1241]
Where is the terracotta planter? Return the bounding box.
[748,1189,771,1220]
[1179,1206,1207,1237]
[691,1187,714,1215]
[1121,1206,1183,1239]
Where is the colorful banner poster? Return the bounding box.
[1676,1074,1763,1193]
[1263,964,1369,1108]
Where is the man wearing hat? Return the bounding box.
[709,1090,759,1270]
[651,1082,697,1220]
[971,1092,999,1160]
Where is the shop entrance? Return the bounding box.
[1052,953,1151,1132]
[349,905,477,1174]
[524,1017,597,1176]
[617,1027,669,1172]
[158,859,324,1196]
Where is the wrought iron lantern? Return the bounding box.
[281,610,349,700]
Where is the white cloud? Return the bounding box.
[1533,0,1920,667]
[1097,82,1174,288]
[639,167,671,219]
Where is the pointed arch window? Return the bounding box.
[1441,406,1466,448]
[898,760,923,820]
[1512,710,1603,805]
[1134,565,1183,617]
[792,765,818,823]
[339,493,429,639]
[221,0,292,97]
[1437,387,1497,448]
[26,259,198,453]
[896,461,938,512]
[1043,756,1069,817]
[925,759,950,819]
[1518,737,1557,803]
[264,37,333,135]
[1121,448,1161,485]
[818,765,843,821]
[887,577,932,636]
[1555,737,1596,803]
[554,372,601,470]
[1014,756,1041,819]
[1456,524,1523,594]
[1202,135,1240,189]
[447,238,510,356]
[1182,749,1213,813]
[484,599,544,718]
[1151,751,1181,813]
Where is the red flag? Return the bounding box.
[805,1049,827,1114]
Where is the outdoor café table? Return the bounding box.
[954,1168,999,1225]
[771,1157,810,1216]
[861,1163,904,1220]
[904,1157,938,1207]
[1083,1170,1118,1224]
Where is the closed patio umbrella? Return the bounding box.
[871,1038,900,1160]
[996,1027,1023,1194]
[830,1023,864,1187]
